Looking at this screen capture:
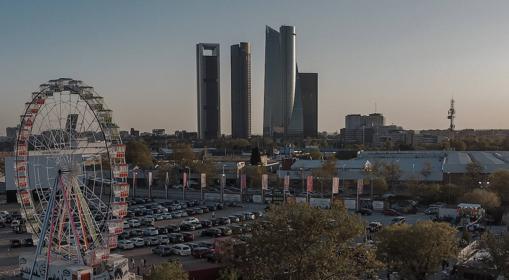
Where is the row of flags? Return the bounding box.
[154,171,362,194]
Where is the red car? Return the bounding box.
[383,209,401,216]
[183,232,195,242]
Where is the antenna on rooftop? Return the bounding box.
[447,98,456,144]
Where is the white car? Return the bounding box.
[162,213,173,220]
[154,214,164,221]
[143,227,159,236]
[172,244,191,256]
[182,217,199,225]
[157,235,170,245]
[128,219,141,228]
[123,221,130,229]
[131,237,145,247]
[118,240,135,250]
[145,236,160,246]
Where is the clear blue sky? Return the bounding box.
[2,0,509,135]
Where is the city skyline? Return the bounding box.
[2,1,509,135]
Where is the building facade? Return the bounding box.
[196,43,221,139]
[299,73,318,138]
[230,42,251,139]
[263,25,302,137]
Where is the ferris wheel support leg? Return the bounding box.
[29,172,61,280]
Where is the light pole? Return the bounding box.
[300,168,304,195]
[131,167,140,198]
[183,166,191,201]
[221,164,226,203]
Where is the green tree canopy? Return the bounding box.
[460,189,501,210]
[125,140,153,169]
[377,221,458,280]
[465,161,484,187]
[144,261,188,280]
[489,170,509,204]
[308,148,322,160]
[223,203,382,280]
[172,143,195,165]
[483,233,509,278]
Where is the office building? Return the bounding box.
[6,126,18,139]
[263,25,302,137]
[196,43,220,139]
[231,42,251,138]
[299,73,318,138]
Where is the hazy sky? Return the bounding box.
[2,0,509,135]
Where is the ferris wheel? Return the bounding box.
[14,78,129,277]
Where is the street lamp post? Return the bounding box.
[131,167,140,198]
[183,166,191,201]
[221,165,225,203]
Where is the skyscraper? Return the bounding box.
[263,25,302,137]
[299,73,318,138]
[231,42,251,139]
[196,43,220,139]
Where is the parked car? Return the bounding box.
[142,216,155,226]
[218,217,231,225]
[172,244,192,256]
[230,225,243,235]
[233,214,245,222]
[167,225,181,233]
[186,242,200,251]
[145,236,161,246]
[194,208,204,214]
[243,212,256,220]
[158,235,170,245]
[154,214,164,221]
[152,245,173,257]
[207,205,217,211]
[356,208,373,216]
[200,220,212,228]
[169,233,184,243]
[200,206,210,213]
[197,241,214,249]
[162,213,173,220]
[391,216,406,225]
[143,227,159,236]
[192,247,213,258]
[424,207,439,216]
[180,223,196,231]
[130,229,143,237]
[201,228,222,237]
[383,209,402,216]
[131,237,145,247]
[118,240,135,250]
[183,217,200,225]
[218,226,233,236]
[128,219,141,228]
[182,232,195,242]
[157,227,169,235]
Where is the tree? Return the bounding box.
[155,163,179,186]
[371,177,389,194]
[191,159,216,186]
[144,261,188,280]
[377,221,458,280]
[250,147,261,165]
[489,170,509,204]
[483,233,509,278]
[308,148,322,160]
[125,140,153,169]
[223,203,382,280]
[465,161,483,187]
[0,157,5,176]
[460,189,501,210]
[172,143,195,165]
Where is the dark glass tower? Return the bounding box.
[299,73,318,138]
[230,42,251,139]
[196,43,220,139]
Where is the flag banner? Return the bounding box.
[201,173,206,189]
[357,179,363,194]
[148,172,153,187]
[284,175,290,191]
[262,174,269,190]
[183,172,188,189]
[165,172,169,186]
[332,177,339,194]
[306,176,313,192]
[241,174,247,190]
